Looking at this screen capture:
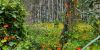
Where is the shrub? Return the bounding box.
[73,23,94,33]
[0,0,26,49]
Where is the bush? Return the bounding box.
[0,0,26,49]
[14,24,61,50]
[62,22,99,49]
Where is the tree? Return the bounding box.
[60,0,79,49]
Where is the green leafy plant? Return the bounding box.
[0,0,26,49]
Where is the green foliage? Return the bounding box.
[54,19,59,25]
[73,22,94,33]
[13,24,61,50]
[63,40,81,50]
[13,41,32,50]
[13,22,100,50]
[0,0,26,49]
[61,20,100,49]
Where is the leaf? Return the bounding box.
[12,14,17,18]
[0,42,3,46]
[1,39,7,43]
[0,10,3,14]
[2,46,11,50]
[8,42,15,47]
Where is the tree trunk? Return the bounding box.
[60,0,78,49]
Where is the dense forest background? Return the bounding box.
[22,0,100,24]
[23,0,66,23]
[0,0,100,50]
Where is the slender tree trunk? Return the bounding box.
[60,0,78,49]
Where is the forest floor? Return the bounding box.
[21,23,100,50]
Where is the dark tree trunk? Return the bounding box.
[60,0,78,49]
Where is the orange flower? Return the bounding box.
[57,47,61,50]
[76,47,81,50]
[3,24,9,28]
[4,36,9,40]
[11,36,16,39]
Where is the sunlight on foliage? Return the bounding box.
[74,23,94,33]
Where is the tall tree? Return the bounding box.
[60,0,78,49]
